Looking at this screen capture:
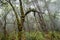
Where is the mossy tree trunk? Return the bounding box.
[18,0,25,40]
[8,1,23,40]
[9,0,25,40]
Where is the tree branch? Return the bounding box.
[5,0,19,21]
[25,9,44,17]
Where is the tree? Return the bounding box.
[0,0,40,40]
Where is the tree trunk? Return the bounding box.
[18,0,25,40]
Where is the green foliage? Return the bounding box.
[1,36,6,40]
[0,31,60,40]
[0,33,3,39]
[25,31,45,40]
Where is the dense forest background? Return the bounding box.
[0,0,60,40]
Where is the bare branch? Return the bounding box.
[25,9,44,17]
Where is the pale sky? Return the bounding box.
[0,9,2,15]
[51,0,56,2]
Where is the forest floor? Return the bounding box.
[0,31,60,40]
